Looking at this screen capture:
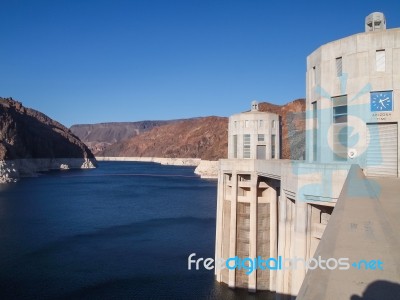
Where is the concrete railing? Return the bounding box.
[297,165,400,299]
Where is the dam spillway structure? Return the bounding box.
[214,12,400,298]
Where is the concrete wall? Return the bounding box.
[215,159,350,296]
[215,161,280,292]
[297,165,400,300]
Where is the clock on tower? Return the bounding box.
[370,91,393,112]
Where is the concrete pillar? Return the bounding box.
[291,201,308,296]
[248,172,258,292]
[306,204,312,261]
[276,193,286,298]
[288,198,296,299]
[215,169,224,281]
[269,185,278,292]
[228,171,238,287]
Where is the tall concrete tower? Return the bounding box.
[307,11,399,176]
[215,102,281,292]
[228,101,280,160]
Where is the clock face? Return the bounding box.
[370,91,393,112]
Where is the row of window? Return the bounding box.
[233,120,276,129]
[336,50,385,75]
[312,49,386,85]
[233,134,276,159]
[332,96,348,161]
[366,19,384,31]
[243,134,251,158]
[312,101,317,161]
[312,96,348,162]
[313,90,393,162]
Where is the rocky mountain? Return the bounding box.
[96,99,306,161]
[259,99,306,160]
[0,97,96,182]
[70,121,180,154]
[98,117,228,160]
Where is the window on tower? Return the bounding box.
[243,134,251,158]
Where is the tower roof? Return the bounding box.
[365,12,386,32]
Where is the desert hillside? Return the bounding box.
[95,99,306,161]
[70,120,180,154]
[259,99,306,160]
[98,117,228,160]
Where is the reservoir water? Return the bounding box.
[0,162,271,299]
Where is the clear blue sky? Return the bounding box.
[1,0,399,127]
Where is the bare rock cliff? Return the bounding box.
[0,97,96,182]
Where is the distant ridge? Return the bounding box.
[98,116,228,160]
[259,99,306,160]
[93,98,306,161]
[70,120,186,154]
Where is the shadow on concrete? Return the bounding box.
[297,165,400,300]
[350,280,400,300]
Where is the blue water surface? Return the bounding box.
[0,162,271,299]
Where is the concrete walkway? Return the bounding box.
[372,176,400,239]
[297,166,400,300]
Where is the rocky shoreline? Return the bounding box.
[0,158,96,183]
[0,157,218,183]
[194,160,219,179]
[96,156,219,179]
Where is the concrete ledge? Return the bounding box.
[297,165,400,299]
